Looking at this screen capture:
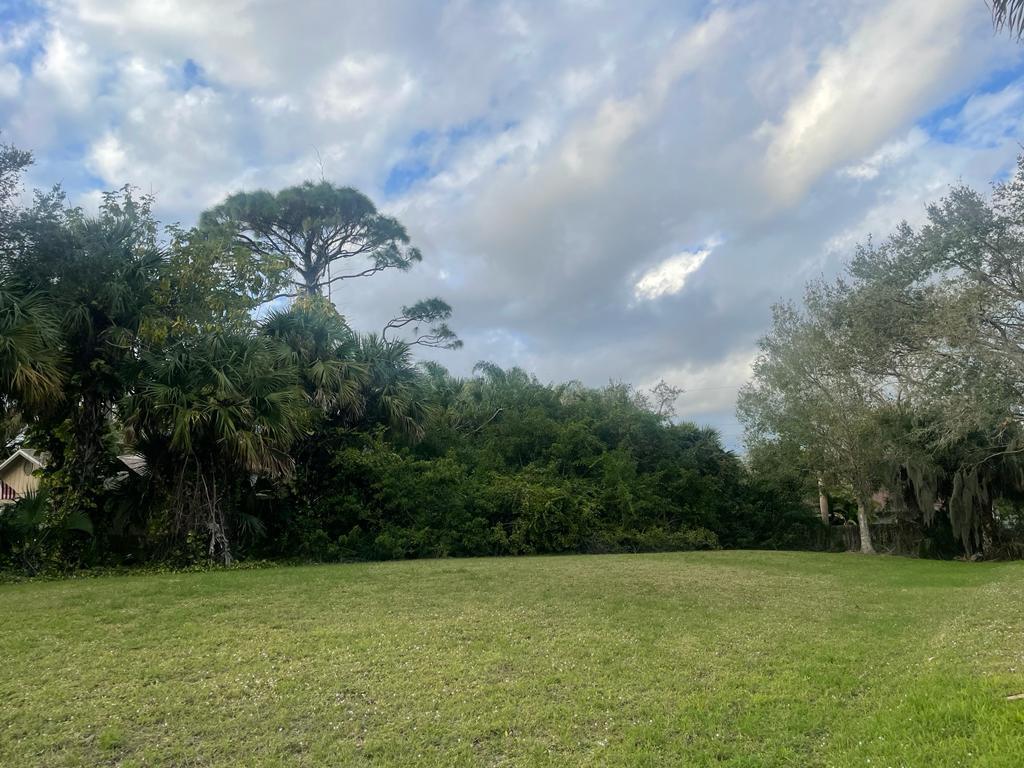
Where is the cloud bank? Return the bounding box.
[1,0,1022,447]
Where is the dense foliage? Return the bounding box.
[0,143,807,573]
[740,156,1024,558]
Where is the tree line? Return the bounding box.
[0,141,814,573]
[740,156,1024,558]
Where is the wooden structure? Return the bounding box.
[0,449,45,504]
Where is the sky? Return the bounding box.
[2,0,1023,449]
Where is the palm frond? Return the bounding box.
[992,0,1024,39]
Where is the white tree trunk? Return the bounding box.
[856,497,876,554]
[818,477,830,525]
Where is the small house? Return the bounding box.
[0,449,148,504]
[0,449,45,504]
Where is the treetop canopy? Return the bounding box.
[200,181,422,298]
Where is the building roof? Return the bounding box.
[117,453,148,475]
[0,448,46,473]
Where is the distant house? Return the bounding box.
[0,449,45,504]
[0,449,147,504]
[117,454,148,476]
[106,453,149,489]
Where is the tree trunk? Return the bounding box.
[74,393,106,484]
[979,503,1000,559]
[856,497,876,554]
[818,477,830,525]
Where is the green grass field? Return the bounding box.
[2,551,1023,767]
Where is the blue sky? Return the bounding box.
[2,0,1023,448]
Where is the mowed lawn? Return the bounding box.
[2,552,1023,767]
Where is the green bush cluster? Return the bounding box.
[254,371,819,565]
[0,143,819,574]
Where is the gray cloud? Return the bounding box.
[2,0,1023,449]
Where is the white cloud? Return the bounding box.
[34,29,100,110]
[0,63,22,99]
[761,0,985,203]
[559,9,733,181]
[1,0,1023,446]
[824,134,1017,271]
[63,0,266,85]
[316,56,415,123]
[634,247,712,301]
[941,83,1024,146]
[0,18,43,61]
[839,128,929,180]
[86,132,129,182]
[645,348,757,419]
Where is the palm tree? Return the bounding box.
[260,296,367,417]
[991,0,1024,39]
[353,333,431,441]
[123,332,306,563]
[0,288,65,409]
[3,188,163,520]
